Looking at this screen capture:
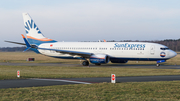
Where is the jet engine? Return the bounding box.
[89,54,109,64]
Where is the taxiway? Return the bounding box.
[1,75,180,89]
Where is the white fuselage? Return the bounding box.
[38,42,177,61]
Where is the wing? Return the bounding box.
[38,47,93,58]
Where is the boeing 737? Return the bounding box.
[5,13,177,66]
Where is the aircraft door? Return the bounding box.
[150,45,155,55]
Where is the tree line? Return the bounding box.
[0,47,29,52]
[0,39,180,52]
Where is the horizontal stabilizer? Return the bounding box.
[23,47,31,52]
[4,40,26,45]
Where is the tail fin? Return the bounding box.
[22,13,56,45]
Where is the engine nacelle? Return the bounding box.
[90,54,109,64]
[110,58,128,63]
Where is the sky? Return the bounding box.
[0,0,180,47]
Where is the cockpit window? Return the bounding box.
[160,48,169,50]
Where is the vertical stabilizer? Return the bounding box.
[22,13,56,45]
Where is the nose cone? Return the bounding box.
[169,50,177,58]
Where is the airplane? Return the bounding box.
[5,13,177,67]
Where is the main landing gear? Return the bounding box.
[82,60,89,66]
[156,64,160,67]
[82,61,102,66]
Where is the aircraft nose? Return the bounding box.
[169,50,177,58]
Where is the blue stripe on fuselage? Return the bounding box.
[40,55,169,61]
[27,38,57,45]
[110,57,169,61]
[27,38,56,53]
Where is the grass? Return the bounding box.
[0,65,180,80]
[0,52,78,64]
[1,81,180,100]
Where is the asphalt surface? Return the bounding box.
[1,75,180,89]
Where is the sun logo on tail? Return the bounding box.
[25,19,42,34]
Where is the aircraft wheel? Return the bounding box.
[95,63,101,66]
[82,61,89,66]
[156,64,160,67]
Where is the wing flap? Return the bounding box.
[38,48,93,58]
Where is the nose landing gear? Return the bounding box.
[156,60,165,67]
